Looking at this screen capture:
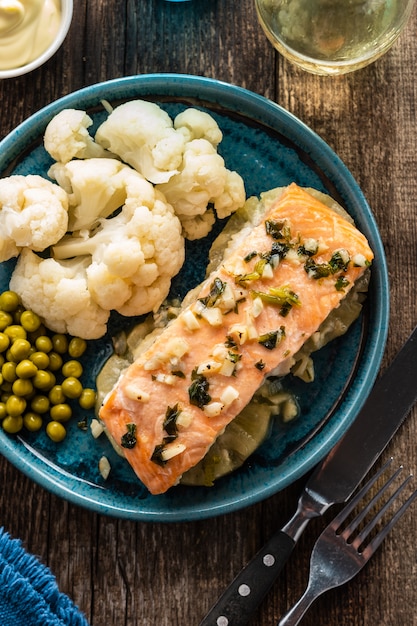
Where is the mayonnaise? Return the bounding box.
[0,0,61,70]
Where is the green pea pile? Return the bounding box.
[0,290,96,442]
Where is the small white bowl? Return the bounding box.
[0,0,73,79]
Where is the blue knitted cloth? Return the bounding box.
[0,527,90,626]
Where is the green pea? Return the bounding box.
[29,351,50,370]
[30,395,50,414]
[46,421,66,442]
[9,338,32,361]
[48,385,66,405]
[23,412,43,432]
[0,311,13,331]
[62,360,83,378]
[2,362,17,383]
[0,332,10,353]
[52,334,68,354]
[68,337,87,358]
[61,376,83,399]
[15,359,38,379]
[5,394,27,417]
[0,402,6,419]
[12,378,34,397]
[50,403,72,422]
[48,351,63,371]
[2,415,23,434]
[20,310,41,333]
[35,336,53,353]
[4,325,27,342]
[79,388,97,410]
[0,291,20,312]
[33,369,56,390]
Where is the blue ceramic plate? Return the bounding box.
[0,74,389,521]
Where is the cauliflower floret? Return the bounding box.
[173,108,223,147]
[180,209,216,241]
[44,109,109,164]
[9,249,110,340]
[48,158,153,231]
[95,100,187,184]
[156,139,246,237]
[52,182,185,317]
[0,175,69,262]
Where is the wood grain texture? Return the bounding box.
[1,1,417,624]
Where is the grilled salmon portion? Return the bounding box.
[99,183,373,494]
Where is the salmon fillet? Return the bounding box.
[99,183,374,494]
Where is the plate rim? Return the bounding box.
[0,73,390,521]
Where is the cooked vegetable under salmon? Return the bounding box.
[99,183,373,494]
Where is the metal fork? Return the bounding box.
[278,459,417,626]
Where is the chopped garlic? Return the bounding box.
[229,323,248,345]
[124,384,150,402]
[219,358,236,377]
[262,263,274,279]
[161,443,186,462]
[90,418,104,439]
[251,296,264,318]
[303,238,319,254]
[352,253,368,267]
[176,411,194,429]
[218,283,236,311]
[200,306,223,327]
[197,360,222,376]
[220,385,239,406]
[212,343,229,360]
[154,373,177,385]
[203,402,224,417]
[99,456,111,480]
[166,337,190,359]
[183,309,201,330]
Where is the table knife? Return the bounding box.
[200,324,417,626]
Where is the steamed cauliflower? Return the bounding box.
[95,100,186,184]
[48,158,153,231]
[156,139,246,239]
[52,178,185,318]
[10,250,110,340]
[94,101,246,238]
[44,109,110,164]
[0,175,69,262]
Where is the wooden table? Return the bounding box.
[1,1,417,624]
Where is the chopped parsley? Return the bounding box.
[188,369,211,408]
[335,276,350,291]
[163,404,181,439]
[199,277,226,308]
[304,250,351,280]
[121,423,137,449]
[251,286,300,317]
[258,326,286,350]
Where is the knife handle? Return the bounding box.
[199,530,295,626]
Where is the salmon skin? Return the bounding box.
[99,183,374,495]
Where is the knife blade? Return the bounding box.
[199,324,417,626]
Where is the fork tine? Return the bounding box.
[363,485,417,557]
[351,472,413,550]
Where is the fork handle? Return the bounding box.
[278,586,319,626]
[199,530,295,626]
